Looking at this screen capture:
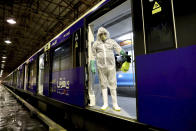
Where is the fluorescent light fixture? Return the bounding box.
[1,61,6,63]
[7,18,16,24]
[117,32,133,41]
[0,70,3,75]
[2,56,7,59]
[4,40,12,44]
[1,64,5,68]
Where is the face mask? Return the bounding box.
[100,33,107,41]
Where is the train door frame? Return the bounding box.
[21,65,25,89]
[16,68,20,88]
[42,49,51,97]
[27,62,31,91]
[84,0,142,120]
[17,65,25,89]
[37,53,45,95]
[24,64,28,90]
[27,58,38,93]
[11,73,13,87]
[72,28,83,68]
[49,35,73,98]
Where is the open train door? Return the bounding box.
[84,0,138,120]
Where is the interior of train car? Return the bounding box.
[87,0,136,119]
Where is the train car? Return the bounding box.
[3,0,196,130]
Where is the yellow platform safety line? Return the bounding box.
[152,1,162,15]
[4,85,67,131]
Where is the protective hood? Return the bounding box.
[97,27,110,41]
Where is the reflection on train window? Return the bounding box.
[52,39,72,73]
[38,54,44,95]
[17,70,20,88]
[13,71,17,87]
[51,39,72,95]
[28,61,37,90]
[88,0,136,119]
[17,68,24,89]
[24,64,28,90]
[19,68,24,89]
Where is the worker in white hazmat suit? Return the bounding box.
[90,27,127,111]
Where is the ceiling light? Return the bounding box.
[0,70,3,75]
[2,56,7,59]
[1,64,5,68]
[1,61,6,63]
[4,40,11,44]
[116,32,133,41]
[7,18,16,24]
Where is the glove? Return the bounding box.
[120,50,128,57]
[90,60,96,74]
[120,50,131,63]
[125,55,131,63]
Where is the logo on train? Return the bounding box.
[56,77,70,95]
[63,30,71,38]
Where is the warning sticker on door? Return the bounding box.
[152,1,162,15]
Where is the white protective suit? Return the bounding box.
[91,27,122,111]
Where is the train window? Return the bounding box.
[143,0,176,52]
[38,54,44,95]
[51,38,72,94]
[28,61,37,91]
[87,0,136,119]
[13,71,17,87]
[73,31,81,67]
[17,67,24,89]
[17,70,20,88]
[24,64,28,90]
[52,39,72,72]
[20,67,24,89]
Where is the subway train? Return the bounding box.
[2,0,196,130]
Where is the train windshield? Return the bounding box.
[87,0,136,119]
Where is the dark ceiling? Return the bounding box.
[0,0,100,79]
